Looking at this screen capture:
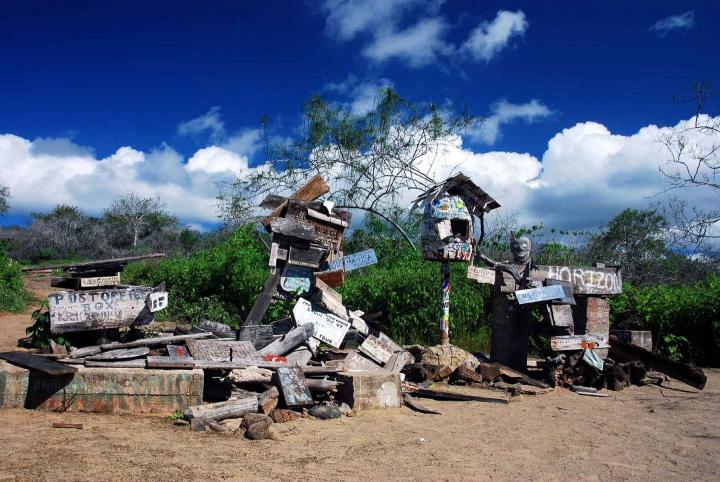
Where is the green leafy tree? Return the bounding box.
[220,88,476,247]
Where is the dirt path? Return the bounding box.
[0,276,718,481]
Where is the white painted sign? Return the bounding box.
[467,266,496,284]
[148,291,169,312]
[80,274,121,288]
[515,284,565,305]
[326,249,378,272]
[550,334,610,351]
[292,298,351,348]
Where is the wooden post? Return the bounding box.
[440,262,451,346]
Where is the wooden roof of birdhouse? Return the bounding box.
[411,172,501,214]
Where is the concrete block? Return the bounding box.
[335,370,401,410]
[0,361,203,414]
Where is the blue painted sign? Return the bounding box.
[515,284,565,305]
[326,249,378,272]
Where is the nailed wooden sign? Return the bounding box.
[49,286,154,333]
[358,334,394,364]
[326,249,378,272]
[288,245,326,269]
[270,217,316,241]
[343,351,382,371]
[276,366,314,407]
[550,334,610,351]
[280,266,313,295]
[147,291,169,312]
[467,266,496,284]
[186,339,261,362]
[534,265,622,295]
[515,284,565,305]
[167,345,190,358]
[292,298,351,349]
[79,274,121,288]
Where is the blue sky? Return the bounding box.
[1,1,718,230]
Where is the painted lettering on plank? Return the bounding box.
[515,284,565,305]
[539,265,622,295]
[292,298,351,348]
[326,249,378,272]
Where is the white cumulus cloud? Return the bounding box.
[461,10,528,62]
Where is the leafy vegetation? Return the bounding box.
[0,251,29,312]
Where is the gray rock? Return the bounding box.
[308,404,342,420]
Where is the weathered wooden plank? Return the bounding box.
[550,334,609,351]
[186,339,260,362]
[314,268,345,288]
[49,286,155,333]
[326,249,378,272]
[238,324,275,350]
[343,351,383,371]
[275,366,314,407]
[146,356,195,369]
[545,279,576,305]
[585,296,610,357]
[195,319,236,338]
[467,265,496,284]
[348,310,369,335]
[609,335,706,390]
[292,298,350,348]
[69,345,102,358]
[534,265,622,295]
[184,396,259,422]
[261,174,331,229]
[288,245,326,268]
[412,387,509,404]
[244,271,282,325]
[268,242,280,268]
[385,351,407,372]
[21,253,166,273]
[358,335,394,365]
[85,359,147,368]
[306,207,349,227]
[99,333,212,350]
[79,274,121,288]
[550,304,574,330]
[312,277,348,320]
[259,323,315,356]
[377,332,403,353]
[270,217,316,241]
[0,351,78,375]
[86,347,149,361]
[194,360,287,369]
[515,284,565,305]
[227,367,274,384]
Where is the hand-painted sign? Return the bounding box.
[326,249,378,272]
[550,334,610,351]
[534,265,622,295]
[515,284,565,305]
[147,291,168,312]
[280,266,313,295]
[430,196,472,220]
[292,298,351,348]
[80,274,121,288]
[49,286,154,333]
[467,266,496,284]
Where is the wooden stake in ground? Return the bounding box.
[439,261,451,346]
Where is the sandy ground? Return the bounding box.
[0,274,718,481]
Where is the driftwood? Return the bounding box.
[85,359,147,368]
[195,319,235,338]
[412,387,509,404]
[403,394,441,415]
[243,272,282,326]
[0,352,77,376]
[259,323,315,356]
[69,345,102,358]
[86,347,149,361]
[146,356,195,369]
[194,360,286,369]
[100,333,212,351]
[258,387,279,414]
[226,367,274,384]
[609,335,707,390]
[21,253,165,273]
[183,396,259,422]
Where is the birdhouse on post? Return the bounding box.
[411,173,500,345]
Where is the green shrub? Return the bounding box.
[610,275,720,365]
[0,253,29,312]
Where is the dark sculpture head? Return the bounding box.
[510,235,531,264]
